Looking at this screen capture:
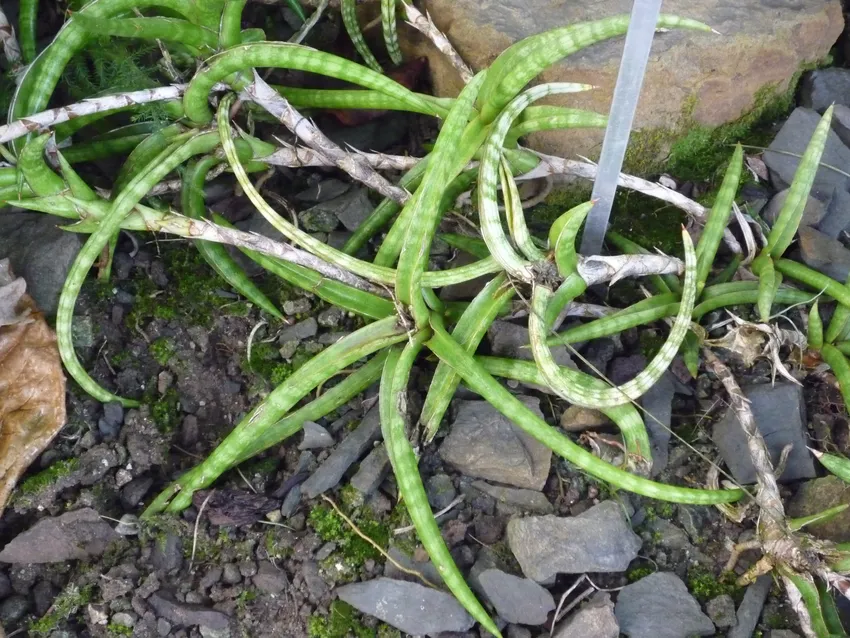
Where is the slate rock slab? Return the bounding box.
[148,591,230,630]
[301,405,382,498]
[478,569,555,625]
[729,574,773,638]
[553,592,619,638]
[488,320,574,368]
[0,212,83,315]
[0,508,120,563]
[337,577,475,636]
[712,382,815,484]
[615,572,715,638]
[641,370,675,476]
[800,68,850,113]
[763,188,828,229]
[832,104,850,148]
[817,186,850,238]
[440,398,551,490]
[299,422,334,450]
[349,444,390,499]
[765,108,850,200]
[326,188,375,232]
[277,318,318,343]
[799,225,850,282]
[383,547,442,586]
[471,481,553,515]
[706,594,737,628]
[506,501,642,582]
[425,474,457,510]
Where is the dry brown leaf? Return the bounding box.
[0,258,66,517]
[705,312,805,385]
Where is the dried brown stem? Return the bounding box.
[242,73,410,205]
[289,0,331,45]
[0,6,20,66]
[577,253,684,286]
[67,204,387,295]
[402,2,474,84]
[263,143,421,172]
[0,86,184,144]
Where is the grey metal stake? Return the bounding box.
[579,0,664,256]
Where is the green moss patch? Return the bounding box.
[17,458,79,496]
[29,584,92,636]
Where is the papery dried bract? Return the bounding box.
[0,258,66,517]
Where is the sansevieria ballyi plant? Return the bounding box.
[5,0,850,633]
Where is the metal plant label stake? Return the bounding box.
[580,0,663,256]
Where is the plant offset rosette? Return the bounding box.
[6,1,850,633]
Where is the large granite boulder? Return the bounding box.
[397,0,841,161]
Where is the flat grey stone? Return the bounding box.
[0,212,83,314]
[0,508,119,563]
[506,501,642,582]
[151,533,183,572]
[470,481,553,515]
[440,398,551,490]
[326,112,409,153]
[488,321,574,368]
[426,474,457,510]
[277,318,318,343]
[799,225,850,282]
[468,546,513,600]
[349,444,390,499]
[764,108,850,200]
[615,572,714,638]
[641,371,675,476]
[252,561,288,595]
[298,421,334,450]
[706,594,737,629]
[818,186,850,239]
[763,188,828,229]
[478,569,555,625]
[799,68,850,113]
[337,577,475,636]
[506,626,532,638]
[383,546,442,586]
[295,179,350,203]
[301,406,382,498]
[553,592,619,638]
[712,382,815,484]
[831,104,850,148]
[148,591,230,630]
[280,484,301,518]
[323,188,374,232]
[609,355,647,385]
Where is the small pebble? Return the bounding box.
[283,299,311,315]
[239,561,258,578]
[222,564,242,585]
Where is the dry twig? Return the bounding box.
[0,5,20,66]
[242,73,410,204]
[402,2,474,84]
[322,495,438,588]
